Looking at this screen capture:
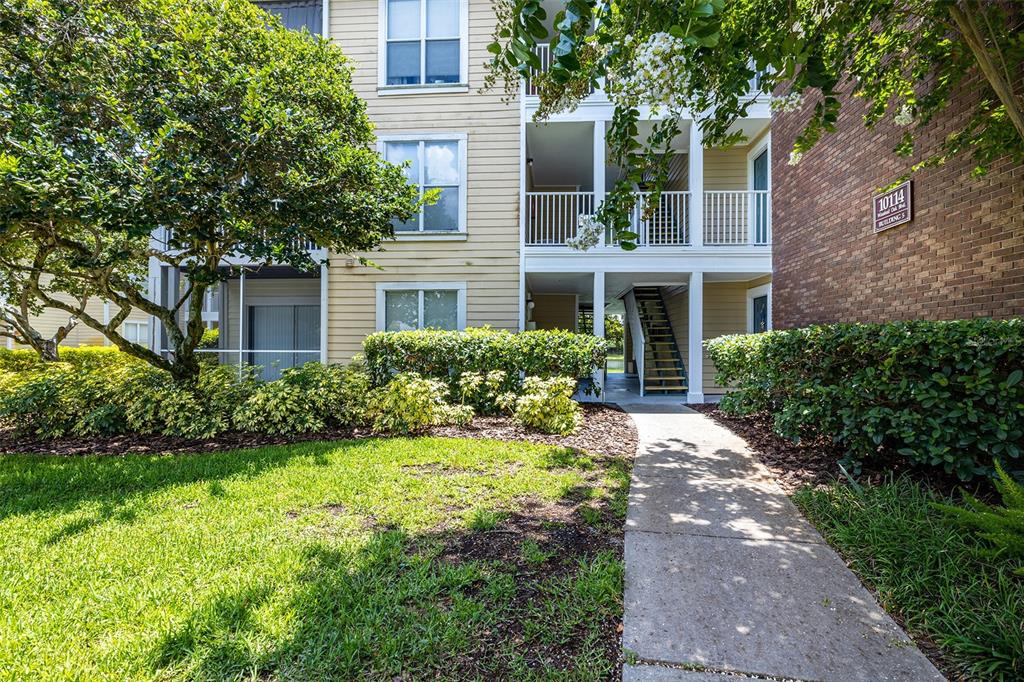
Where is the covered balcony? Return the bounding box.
[523,118,771,251]
[153,264,324,381]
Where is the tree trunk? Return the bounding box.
[38,339,60,362]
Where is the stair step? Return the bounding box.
[644,385,688,392]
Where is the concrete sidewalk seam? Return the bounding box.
[628,658,812,681]
[626,527,826,546]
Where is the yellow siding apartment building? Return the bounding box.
[61,0,776,401]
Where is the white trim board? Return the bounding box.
[747,131,771,190]
[746,282,772,333]
[375,281,468,332]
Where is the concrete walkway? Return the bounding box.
[619,400,944,682]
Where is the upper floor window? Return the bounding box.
[380,134,467,233]
[255,0,322,35]
[382,0,465,86]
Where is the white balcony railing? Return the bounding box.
[524,190,770,248]
[704,190,771,245]
[525,191,595,245]
[619,192,690,246]
[525,44,554,97]
[525,44,596,97]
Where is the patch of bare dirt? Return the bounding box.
[432,491,626,680]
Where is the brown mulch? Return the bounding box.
[429,403,638,459]
[689,404,844,493]
[690,404,982,498]
[0,403,638,460]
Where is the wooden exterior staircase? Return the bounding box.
[632,286,688,394]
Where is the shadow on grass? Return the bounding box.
[148,452,633,680]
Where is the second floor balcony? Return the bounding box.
[525,189,770,248]
[524,118,772,252]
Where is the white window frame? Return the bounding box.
[746,283,772,333]
[377,0,470,94]
[378,132,468,236]
[122,320,150,345]
[746,131,771,191]
[375,281,468,332]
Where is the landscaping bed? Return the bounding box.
[0,431,635,679]
[691,404,973,496]
[0,403,635,459]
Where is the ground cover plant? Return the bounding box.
[795,478,1024,680]
[0,436,632,679]
[706,319,1024,480]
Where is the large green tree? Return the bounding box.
[0,0,420,381]
[487,0,1024,248]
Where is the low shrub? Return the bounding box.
[502,376,582,436]
[457,370,509,415]
[233,362,370,435]
[199,328,220,349]
[0,364,91,438]
[0,357,370,439]
[0,345,126,372]
[363,327,607,395]
[369,372,473,435]
[124,363,256,439]
[706,319,1024,480]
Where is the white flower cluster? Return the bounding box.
[567,214,603,251]
[609,32,691,113]
[788,150,803,166]
[771,92,805,113]
[894,104,914,127]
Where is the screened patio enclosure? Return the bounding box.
[210,265,323,381]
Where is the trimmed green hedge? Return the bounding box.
[363,327,607,390]
[0,346,125,372]
[706,319,1024,480]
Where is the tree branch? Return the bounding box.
[949,1,1024,144]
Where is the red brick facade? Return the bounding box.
[771,88,1024,328]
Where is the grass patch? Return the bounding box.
[0,437,629,679]
[794,478,1024,679]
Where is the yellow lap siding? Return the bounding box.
[325,0,521,362]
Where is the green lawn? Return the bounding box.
[795,479,1024,680]
[0,437,629,680]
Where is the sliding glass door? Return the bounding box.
[248,304,319,380]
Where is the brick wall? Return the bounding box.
[771,86,1024,328]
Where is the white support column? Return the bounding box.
[593,121,606,247]
[688,123,704,247]
[238,268,246,377]
[518,119,527,331]
[687,271,704,404]
[319,260,329,364]
[592,270,606,400]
